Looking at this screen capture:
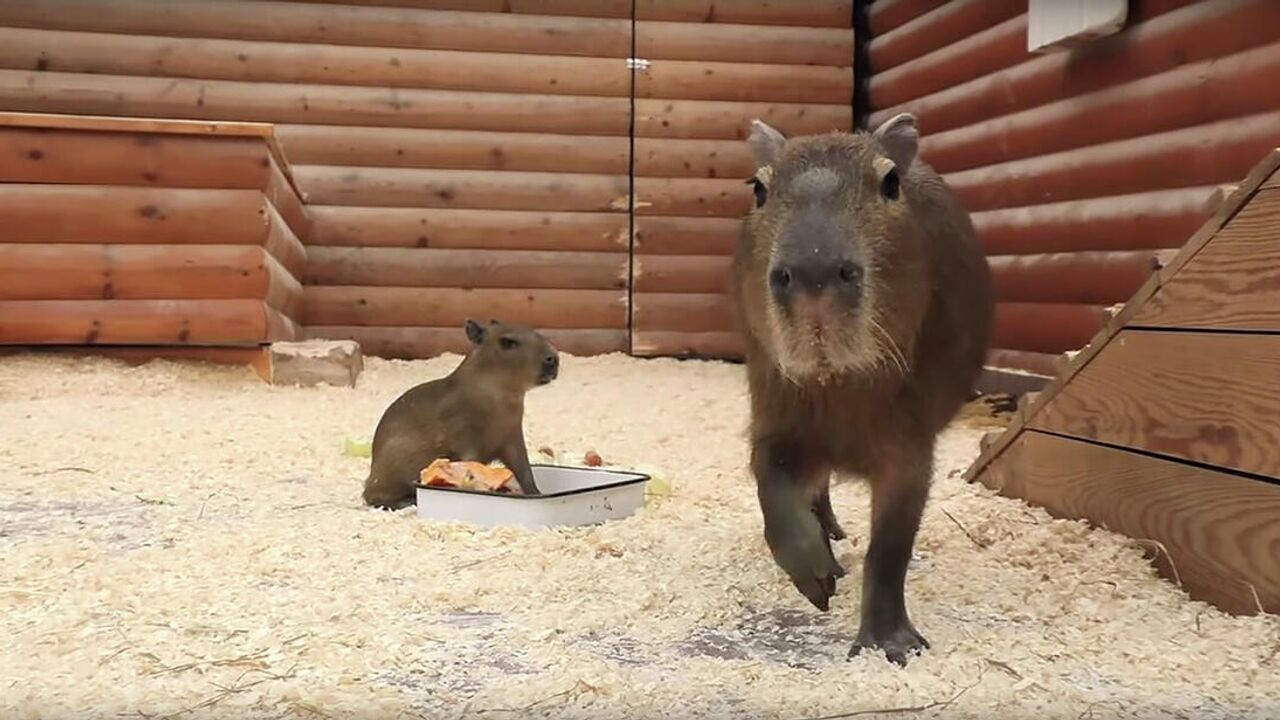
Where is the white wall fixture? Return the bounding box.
[1027,0,1128,53]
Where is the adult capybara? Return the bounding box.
[361,319,560,509]
[731,113,993,665]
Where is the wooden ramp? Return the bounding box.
[965,149,1280,617]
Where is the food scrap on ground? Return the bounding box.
[419,458,521,493]
[342,437,372,458]
[584,450,603,467]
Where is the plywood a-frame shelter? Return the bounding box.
[965,149,1280,617]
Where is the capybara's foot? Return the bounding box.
[765,509,844,611]
[849,619,929,667]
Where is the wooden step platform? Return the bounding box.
[965,149,1280,616]
[0,112,308,348]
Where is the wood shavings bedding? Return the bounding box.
[0,352,1277,719]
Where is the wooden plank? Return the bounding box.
[636,21,853,65]
[265,156,310,242]
[633,177,752,218]
[0,70,632,135]
[985,348,1065,377]
[305,247,628,291]
[993,302,1111,355]
[872,0,1280,135]
[0,1,632,58]
[870,0,950,35]
[0,299,273,345]
[634,0,852,26]
[636,59,850,104]
[0,185,270,245]
[0,126,271,188]
[292,166,631,213]
[920,41,1280,174]
[948,111,1280,213]
[0,245,299,309]
[972,187,1217,255]
[631,292,734,333]
[633,98,851,140]
[304,286,626,329]
[633,137,754,179]
[870,14,1027,110]
[0,109,272,137]
[869,0,1024,73]
[265,304,301,342]
[308,325,629,359]
[307,206,628,252]
[0,27,630,99]
[633,216,741,255]
[262,253,304,322]
[978,430,1280,615]
[989,250,1163,304]
[1133,187,1280,331]
[275,125,630,175]
[277,0,633,19]
[631,331,744,359]
[1030,330,1280,479]
[633,255,733,294]
[262,204,307,280]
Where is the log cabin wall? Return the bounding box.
[0,0,854,360]
[863,0,1280,378]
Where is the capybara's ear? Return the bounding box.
[873,112,919,173]
[748,119,787,168]
[465,319,486,345]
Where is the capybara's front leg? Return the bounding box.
[753,440,842,611]
[499,437,541,495]
[850,449,932,666]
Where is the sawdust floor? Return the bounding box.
[1,352,1277,720]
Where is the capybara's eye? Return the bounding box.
[500,337,519,350]
[747,176,768,207]
[880,168,900,201]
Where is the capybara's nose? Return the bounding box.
[543,354,559,373]
[770,259,863,300]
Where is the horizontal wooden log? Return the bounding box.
[0,0,633,59]
[275,125,630,175]
[921,40,1280,174]
[873,0,1280,134]
[304,286,626,329]
[632,292,734,333]
[0,244,301,316]
[988,250,1164,305]
[633,255,733,293]
[0,27,631,99]
[0,109,272,137]
[869,14,1027,111]
[0,126,271,188]
[263,203,308,280]
[636,21,852,65]
[308,206,628,252]
[979,430,1280,615]
[948,110,1280,212]
[1031,330,1280,478]
[633,216,741,255]
[0,185,268,245]
[973,187,1216,255]
[305,247,628,290]
[985,348,1063,377]
[308,325,628,359]
[265,157,310,242]
[868,0,1024,73]
[633,98,851,140]
[0,299,280,345]
[634,177,752,217]
[637,59,850,104]
[1134,187,1280,331]
[292,166,630,213]
[631,330,744,359]
[633,137,755,179]
[869,0,949,35]
[993,302,1111,355]
[0,70,632,135]
[635,0,852,26]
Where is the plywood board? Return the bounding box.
[981,431,1280,615]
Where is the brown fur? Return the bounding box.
[361,319,559,509]
[732,115,993,665]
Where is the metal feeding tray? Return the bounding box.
[415,464,650,529]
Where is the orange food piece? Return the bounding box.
[584,450,603,467]
[420,458,520,493]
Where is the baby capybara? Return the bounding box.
[361,319,560,509]
[731,113,993,665]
